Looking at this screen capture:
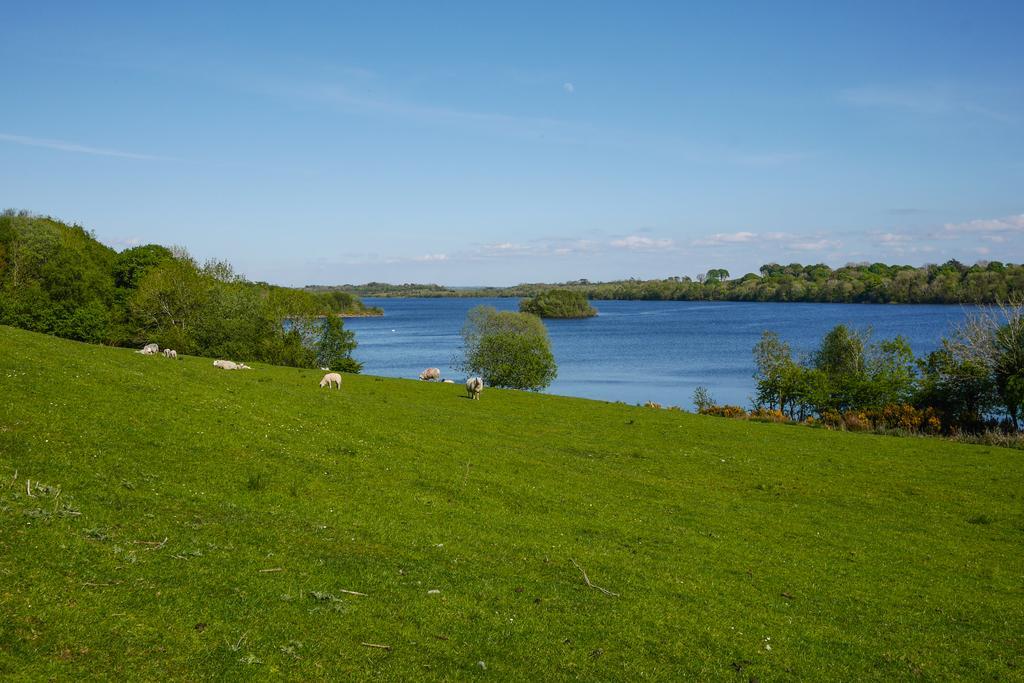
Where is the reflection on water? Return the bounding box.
[344,298,976,408]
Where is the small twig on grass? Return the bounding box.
[337,588,367,596]
[361,642,392,650]
[432,634,449,641]
[231,632,248,652]
[570,558,620,597]
[82,582,112,587]
[26,479,33,497]
[259,567,284,573]
[134,537,168,550]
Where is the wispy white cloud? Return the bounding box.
[469,238,602,259]
[692,231,757,246]
[562,82,575,94]
[0,132,171,160]
[874,232,914,244]
[413,253,448,262]
[609,235,674,250]
[839,84,1014,122]
[786,238,841,251]
[943,213,1024,234]
[693,230,839,252]
[272,81,568,139]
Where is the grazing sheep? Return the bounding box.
[419,367,441,381]
[213,360,251,370]
[466,376,484,400]
[138,343,159,355]
[162,349,178,359]
[319,372,342,389]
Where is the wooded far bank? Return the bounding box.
[311,260,1024,304]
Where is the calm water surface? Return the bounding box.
[346,298,976,408]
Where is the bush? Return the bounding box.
[842,412,871,432]
[749,408,789,423]
[459,306,557,390]
[699,405,747,419]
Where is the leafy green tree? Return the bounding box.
[692,386,715,412]
[992,319,1024,427]
[863,336,918,407]
[315,315,362,373]
[916,346,996,431]
[752,331,820,419]
[459,306,557,390]
[811,324,868,411]
[753,331,792,411]
[112,244,175,289]
[128,256,210,352]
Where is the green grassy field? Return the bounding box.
[1,325,1022,680]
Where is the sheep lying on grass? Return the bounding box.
[466,377,484,400]
[419,367,441,381]
[213,360,251,370]
[320,372,342,389]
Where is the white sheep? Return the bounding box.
[213,360,251,370]
[319,372,342,389]
[466,376,484,400]
[163,349,178,359]
[419,367,441,381]
[138,343,159,355]
[442,379,455,384]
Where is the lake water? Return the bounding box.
[345,298,976,408]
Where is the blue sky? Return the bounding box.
[1,2,1022,286]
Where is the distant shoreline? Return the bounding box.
[326,310,384,318]
[309,260,1019,305]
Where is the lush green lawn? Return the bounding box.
[1,324,1021,680]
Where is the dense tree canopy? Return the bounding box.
[459,306,557,390]
[752,306,1024,435]
[0,210,370,370]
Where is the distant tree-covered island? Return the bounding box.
[318,260,1024,305]
[519,289,597,318]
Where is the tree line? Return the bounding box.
[0,211,372,371]
[324,260,1024,304]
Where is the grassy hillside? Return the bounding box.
[1,325,1021,680]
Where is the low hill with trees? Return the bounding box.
[519,289,597,318]
[0,210,376,370]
